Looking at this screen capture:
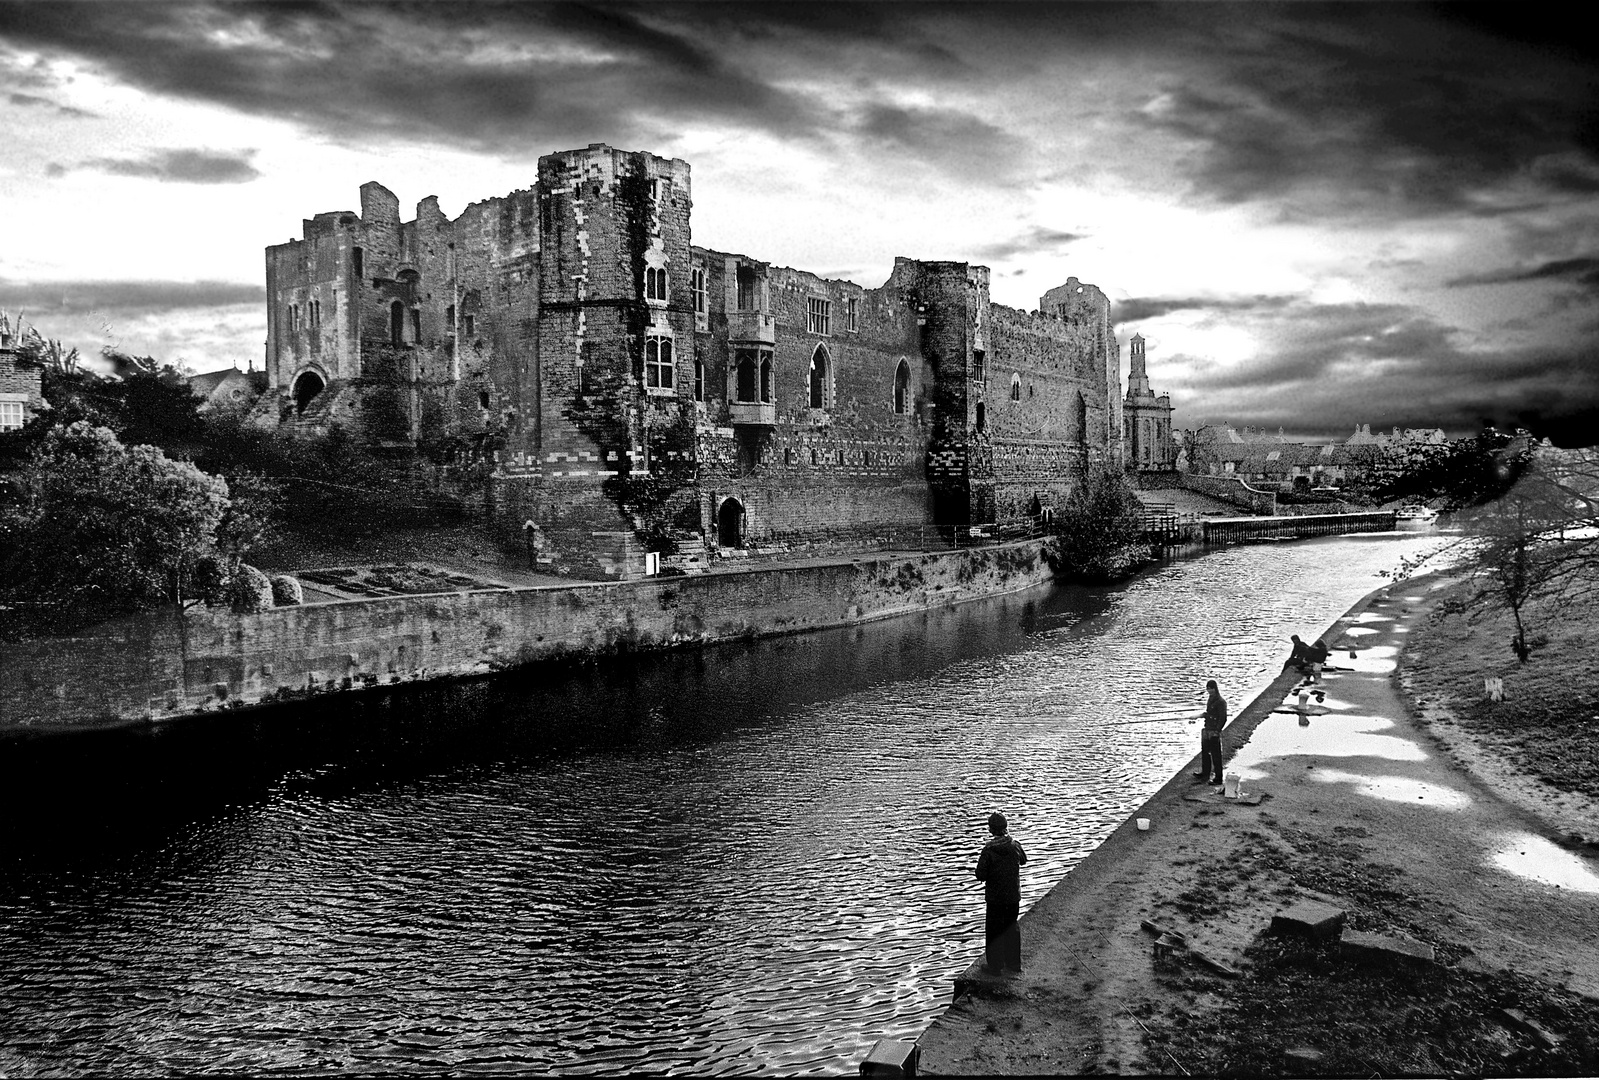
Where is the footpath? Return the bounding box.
[916,572,1599,1075]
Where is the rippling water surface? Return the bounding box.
[0,534,1451,1075]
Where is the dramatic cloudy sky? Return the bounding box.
[1,3,1595,442]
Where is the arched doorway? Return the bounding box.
[292,370,325,414]
[809,344,828,408]
[716,497,745,548]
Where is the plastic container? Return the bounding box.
[1136,818,1150,831]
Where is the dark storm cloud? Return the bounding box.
[1446,258,1599,289]
[6,89,91,115]
[1115,293,1295,324]
[1132,6,1599,215]
[854,103,1032,184]
[65,148,262,184]
[969,227,1084,263]
[0,2,826,157]
[1158,298,1599,440]
[0,279,264,315]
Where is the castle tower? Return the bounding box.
[1128,333,1151,396]
[530,144,697,577]
[1123,332,1175,471]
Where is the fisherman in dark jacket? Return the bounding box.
[975,812,1027,973]
[1193,679,1227,785]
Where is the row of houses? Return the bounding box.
[1185,422,1447,491]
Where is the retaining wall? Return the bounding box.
[0,539,1057,733]
[1180,472,1276,515]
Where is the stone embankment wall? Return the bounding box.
[1180,472,1276,515]
[0,539,1056,734]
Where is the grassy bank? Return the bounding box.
[1403,582,1599,800]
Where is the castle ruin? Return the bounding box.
[261,144,1127,578]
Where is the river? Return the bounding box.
[0,532,1452,1075]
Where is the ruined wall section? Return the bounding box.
[1040,277,1123,471]
[984,304,1101,520]
[445,189,540,463]
[690,256,930,549]
[263,206,366,430]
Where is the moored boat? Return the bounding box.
[1394,505,1438,529]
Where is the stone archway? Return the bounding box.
[292,369,326,414]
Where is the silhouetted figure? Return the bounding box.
[975,812,1027,973]
[1287,634,1312,671]
[1194,679,1227,785]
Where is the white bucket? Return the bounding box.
[1223,773,1240,799]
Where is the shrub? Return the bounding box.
[1050,469,1152,583]
[270,574,304,606]
[225,563,274,613]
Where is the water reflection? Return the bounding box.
[1308,768,1471,810]
[1231,709,1429,781]
[1489,833,1599,893]
[0,534,1450,1076]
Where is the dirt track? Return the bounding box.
[916,572,1599,1075]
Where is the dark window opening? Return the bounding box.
[735,352,757,402]
[645,267,668,302]
[809,346,827,409]
[736,265,758,311]
[760,356,772,403]
[1076,393,1089,445]
[479,391,490,410]
[972,348,986,382]
[976,401,986,432]
[390,301,405,345]
[893,359,910,414]
[446,304,456,329]
[693,358,704,402]
[352,247,363,280]
[410,307,421,342]
[464,314,474,337]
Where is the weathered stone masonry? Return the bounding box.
[261,144,1126,578]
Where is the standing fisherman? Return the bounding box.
[1193,679,1227,785]
[974,812,1027,974]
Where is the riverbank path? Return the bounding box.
[916,572,1599,1075]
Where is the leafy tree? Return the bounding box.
[0,422,229,635]
[37,353,205,456]
[1372,426,1535,511]
[1050,468,1150,582]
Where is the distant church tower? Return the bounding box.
[1123,333,1174,470]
